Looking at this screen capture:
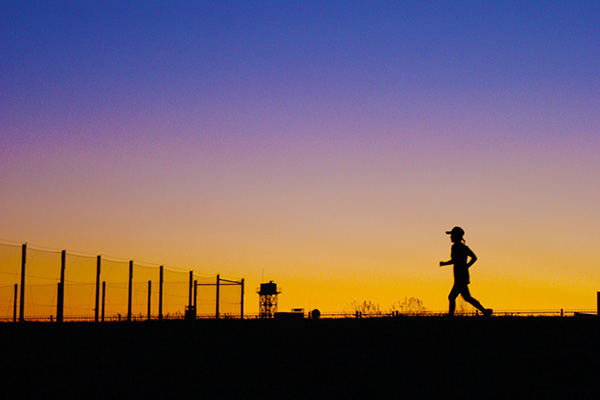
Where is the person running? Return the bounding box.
[439,226,492,317]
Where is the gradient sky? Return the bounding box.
[1,1,599,314]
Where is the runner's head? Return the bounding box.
[445,226,464,243]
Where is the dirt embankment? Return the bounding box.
[1,317,599,398]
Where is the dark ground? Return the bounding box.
[1,317,599,398]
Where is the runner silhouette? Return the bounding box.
[440,227,492,317]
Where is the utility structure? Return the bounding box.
[258,281,280,318]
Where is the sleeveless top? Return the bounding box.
[451,242,472,284]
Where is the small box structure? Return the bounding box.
[185,305,196,321]
[274,308,305,320]
[258,281,280,319]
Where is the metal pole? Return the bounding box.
[216,274,220,319]
[240,278,244,320]
[95,255,101,322]
[57,250,66,323]
[101,281,106,322]
[57,282,62,323]
[13,284,18,322]
[188,271,193,308]
[127,261,133,321]
[147,280,152,321]
[159,266,163,320]
[193,280,197,309]
[19,243,26,322]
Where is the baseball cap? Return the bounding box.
[445,226,464,236]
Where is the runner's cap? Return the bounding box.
[445,226,464,237]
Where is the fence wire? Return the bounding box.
[0,243,243,322]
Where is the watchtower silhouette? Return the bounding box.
[258,281,280,318]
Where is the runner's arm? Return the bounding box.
[466,247,477,268]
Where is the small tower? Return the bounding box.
[258,281,280,318]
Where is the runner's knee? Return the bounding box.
[462,294,474,303]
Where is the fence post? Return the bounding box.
[147,280,152,321]
[240,278,244,320]
[193,280,197,309]
[127,260,133,321]
[159,266,163,320]
[101,281,106,322]
[216,274,220,319]
[13,284,18,322]
[188,271,193,309]
[57,250,66,323]
[95,256,101,322]
[19,243,26,322]
[57,282,62,322]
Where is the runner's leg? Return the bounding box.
[448,283,461,316]
[461,285,486,313]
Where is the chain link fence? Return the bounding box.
[0,242,244,322]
